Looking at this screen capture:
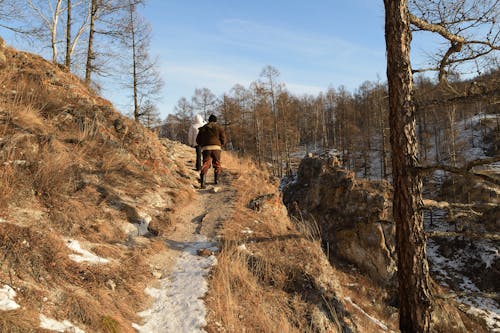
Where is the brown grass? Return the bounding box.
[207,247,300,333]
[0,310,42,333]
[0,45,195,332]
[10,105,49,135]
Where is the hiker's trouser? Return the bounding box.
[195,145,202,171]
[201,150,221,175]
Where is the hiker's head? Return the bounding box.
[208,114,217,123]
[194,114,204,123]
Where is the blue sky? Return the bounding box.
[139,0,391,118]
[1,1,440,119]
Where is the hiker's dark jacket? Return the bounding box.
[196,122,227,150]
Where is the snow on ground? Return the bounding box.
[39,314,85,333]
[426,214,500,332]
[466,305,500,333]
[132,235,218,333]
[65,239,110,264]
[0,285,20,311]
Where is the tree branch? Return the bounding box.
[427,230,500,241]
[415,157,500,185]
[415,88,500,108]
[409,13,466,44]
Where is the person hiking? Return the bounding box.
[188,114,206,171]
[196,114,227,189]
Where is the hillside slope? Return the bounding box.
[0,39,201,332]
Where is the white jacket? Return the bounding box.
[188,114,206,146]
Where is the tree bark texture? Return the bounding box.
[129,3,139,122]
[65,0,71,69]
[85,0,97,85]
[383,1,433,332]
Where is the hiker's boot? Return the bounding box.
[214,172,219,185]
[200,174,206,189]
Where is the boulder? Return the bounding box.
[283,156,396,285]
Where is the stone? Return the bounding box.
[197,248,213,257]
[282,156,396,285]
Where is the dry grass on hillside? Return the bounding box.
[0,46,189,332]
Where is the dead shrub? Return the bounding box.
[0,311,39,333]
[207,246,301,333]
[0,163,15,209]
[0,223,69,284]
[101,151,134,176]
[10,105,48,135]
[30,141,81,201]
[101,315,120,333]
[61,290,102,329]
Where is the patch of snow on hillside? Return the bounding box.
[424,205,500,332]
[66,239,109,264]
[457,113,498,161]
[132,235,218,333]
[466,304,500,332]
[39,314,85,333]
[0,285,20,311]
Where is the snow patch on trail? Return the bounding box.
[0,285,20,311]
[133,235,218,333]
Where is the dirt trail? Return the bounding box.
[133,149,236,333]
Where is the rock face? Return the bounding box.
[282,156,396,284]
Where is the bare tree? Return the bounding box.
[192,87,216,121]
[26,0,63,63]
[84,0,98,83]
[84,0,128,84]
[63,0,89,71]
[65,0,71,68]
[173,97,193,143]
[410,0,499,85]
[119,0,163,122]
[0,1,42,37]
[139,99,161,129]
[260,65,283,176]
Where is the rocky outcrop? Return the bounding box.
[282,156,396,285]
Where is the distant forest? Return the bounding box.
[160,67,500,179]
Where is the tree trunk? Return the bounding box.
[129,2,139,122]
[383,1,433,332]
[85,0,97,85]
[51,0,63,63]
[378,100,389,179]
[65,0,71,69]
